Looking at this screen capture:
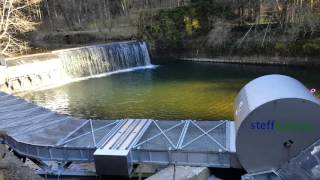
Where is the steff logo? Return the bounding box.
[251,120,275,130]
[251,120,316,133]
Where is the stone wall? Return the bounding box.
[180,56,320,67]
[1,53,66,93]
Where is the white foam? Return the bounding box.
[35,65,158,91]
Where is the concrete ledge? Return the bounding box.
[180,56,319,66]
[146,166,209,180]
[0,66,7,85]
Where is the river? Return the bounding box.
[20,60,320,120]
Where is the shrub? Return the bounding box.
[303,42,320,56]
[274,42,288,56]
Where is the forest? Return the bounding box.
[1,0,320,58]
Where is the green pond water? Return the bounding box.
[21,60,320,121]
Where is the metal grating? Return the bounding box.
[0,91,237,174]
[180,121,227,151]
[134,120,184,150]
[133,120,228,152]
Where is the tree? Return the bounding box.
[0,0,41,57]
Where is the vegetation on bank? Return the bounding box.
[1,0,320,59]
[138,0,320,58]
[1,0,186,57]
[0,0,41,57]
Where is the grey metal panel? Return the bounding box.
[235,74,320,127]
[60,120,120,148]
[14,118,85,145]
[234,74,320,173]
[93,119,151,176]
[278,138,320,180]
[131,149,234,168]
[6,136,96,162]
[242,170,281,180]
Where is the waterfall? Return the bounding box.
[54,41,152,78]
[2,41,154,93]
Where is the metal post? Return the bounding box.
[173,163,176,180]
[89,119,96,147]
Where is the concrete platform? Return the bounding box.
[146,166,209,180]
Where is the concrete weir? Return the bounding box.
[0,41,152,93]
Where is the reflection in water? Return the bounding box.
[30,89,71,115]
[21,61,320,120]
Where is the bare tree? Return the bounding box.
[0,0,41,57]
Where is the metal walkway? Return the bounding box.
[0,91,238,176]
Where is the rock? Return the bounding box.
[0,171,3,180]
[0,145,43,180]
[135,164,166,174]
[0,160,8,169]
[0,130,7,140]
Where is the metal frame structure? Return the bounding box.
[130,120,237,168]
[242,170,281,180]
[277,137,320,180]
[0,91,239,177]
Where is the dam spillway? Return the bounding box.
[0,41,152,93]
[55,41,151,78]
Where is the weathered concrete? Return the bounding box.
[146,166,210,180]
[0,66,6,85]
[180,56,319,67]
[133,164,167,179]
[1,41,151,94]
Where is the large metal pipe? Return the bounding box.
[234,74,320,173]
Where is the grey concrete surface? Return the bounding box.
[146,166,209,180]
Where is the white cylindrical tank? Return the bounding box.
[234,74,320,173]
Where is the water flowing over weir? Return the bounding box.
[55,41,152,78]
[0,41,153,93]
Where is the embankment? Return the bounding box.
[180,56,319,67]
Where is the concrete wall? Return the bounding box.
[0,66,7,85]
[180,56,319,67]
[0,41,151,94]
[1,53,68,94]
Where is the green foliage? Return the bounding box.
[303,42,320,56]
[138,1,236,52]
[273,41,320,57]
[184,17,201,35]
[138,0,320,58]
[190,0,236,20]
[274,42,288,56]
[138,6,199,50]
